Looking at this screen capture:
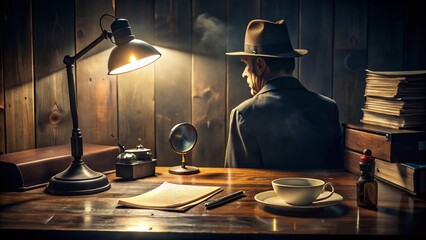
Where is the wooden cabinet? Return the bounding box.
[343,123,426,195]
[344,123,426,163]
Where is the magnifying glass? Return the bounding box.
[168,122,200,175]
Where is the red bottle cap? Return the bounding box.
[360,149,375,162]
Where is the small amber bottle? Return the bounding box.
[357,149,378,209]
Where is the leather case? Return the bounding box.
[0,143,120,191]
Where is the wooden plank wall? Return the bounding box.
[1,0,426,168]
[299,0,334,97]
[75,0,117,146]
[116,0,156,156]
[154,0,192,166]
[3,0,35,153]
[192,0,227,167]
[0,0,4,154]
[333,0,368,124]
[33,0,74,148]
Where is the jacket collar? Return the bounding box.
[257,76,306,95]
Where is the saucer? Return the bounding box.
[254,190,343,211]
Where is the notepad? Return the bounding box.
[118,182,223,212]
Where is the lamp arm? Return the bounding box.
[64,30,111,65]
[62,30,111,161]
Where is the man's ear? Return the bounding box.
[255,57,267,75]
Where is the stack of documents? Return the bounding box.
[361,69,426,129]
[118,182,223,212]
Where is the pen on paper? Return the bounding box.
[204,190,246,209]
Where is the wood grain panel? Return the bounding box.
[333,0,368,124]
[367,0,404,71]
[261,0,300,79]
[116,0,156,154]
[226,0,260,138]
[0,18,4,154]
[299,0,333,97]
[33,0,74,148]
[192,0,227,167]
[3,0,35,153]
[154,0,192,166]
[75,0,117,145]
[403,1,426,70]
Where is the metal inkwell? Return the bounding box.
[112,135,157,180]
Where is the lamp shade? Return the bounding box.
[107,18,161,75]
[108,39,161,74]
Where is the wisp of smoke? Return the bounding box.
[194,13,227,56]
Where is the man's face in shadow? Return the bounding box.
[241,56,267,96]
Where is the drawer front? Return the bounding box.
[345,128,391,161]
[344,150,415,193]
[344,127,426,162]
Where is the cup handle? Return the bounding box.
[315,182,334,202]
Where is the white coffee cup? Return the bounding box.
[272,177,335,206]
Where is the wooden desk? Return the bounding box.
[1,167,425,239]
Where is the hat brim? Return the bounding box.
[226,49,308,58]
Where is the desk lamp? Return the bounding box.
[45,14,161,195]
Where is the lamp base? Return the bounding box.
[169,165,200,175]
[45,160,110,195]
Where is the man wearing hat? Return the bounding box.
[225,19,343,170]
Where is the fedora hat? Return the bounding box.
[226,19,307,58]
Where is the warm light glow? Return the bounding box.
[109,54,161,75]
[108,38,162,75]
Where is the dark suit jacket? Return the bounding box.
[224,77,343,170]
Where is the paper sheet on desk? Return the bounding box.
[118,182,223,212]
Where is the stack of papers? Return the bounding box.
[118,182,223,212]
[361,69,426,129]
[364,70,426,99]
